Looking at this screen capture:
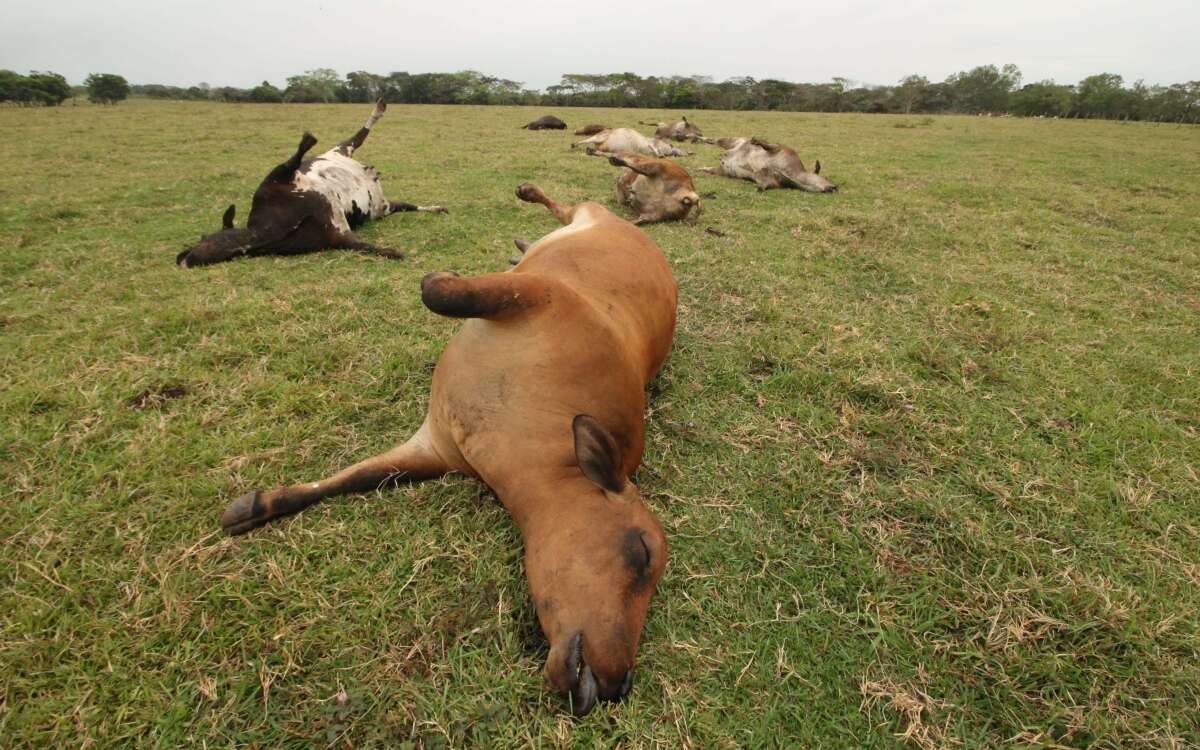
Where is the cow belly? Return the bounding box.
[295,153,389,231]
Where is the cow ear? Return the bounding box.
[682,116,688,123]
[573,415,625,493]
[813,160,822,175]
[222,204,236,229]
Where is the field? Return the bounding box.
[1,99,1198,748]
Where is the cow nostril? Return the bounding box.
[617,670,634,700]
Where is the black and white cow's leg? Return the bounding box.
[331,231,405,260]
[388,201,448,215]
[264,132,318,183]
[335,98,387,157]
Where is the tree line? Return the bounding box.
[0,71,130,105]
[5,65,1198,123]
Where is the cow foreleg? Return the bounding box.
[515,182,578,225]
[336,98,386,156]
[388,201,448,215]
[332,232,404,259]
[221,426,450,535]
[421,270,559,320]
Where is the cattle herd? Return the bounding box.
[187,100,836,716]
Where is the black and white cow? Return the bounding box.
[177,99,445,267]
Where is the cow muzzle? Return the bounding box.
[552,632,634,716]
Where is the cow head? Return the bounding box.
[673,117,704,141]
[527,416,668,715]
[175,204,299,267]
[777,160,838,193]
[176,205,255,267]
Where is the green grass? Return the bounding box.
[1,99,1198,748]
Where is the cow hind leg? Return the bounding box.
[387,201,448,215]
[335,98,387,156]
[221,427,449,535]
[421,270,560,320]
[264,132,318,183]
[515,182,578,225]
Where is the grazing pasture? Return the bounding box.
[1,100,1198,748]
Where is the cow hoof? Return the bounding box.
[515,183,542,203]
[221,491,266,536]
[508,256,521,266]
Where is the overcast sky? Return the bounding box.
[3,0,1197,90]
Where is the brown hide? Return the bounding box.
[219,183,677,717]
[605,152,701,224]
[574,123,609,136]
[702,136,838,193]
[644,117,703,142]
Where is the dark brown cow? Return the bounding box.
[522,115,568,130]
[700,136,838,192]
[176,100,445,268]
[218,183,677,716]
[593,151,701,224]
[574,124,609,136]
[641,116,703,142]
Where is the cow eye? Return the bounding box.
[622,529,651,572]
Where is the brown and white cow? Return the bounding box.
[176,100,445,267]
[699,137,838,192]
[522,115,568,130]
[572,127,691,158]
[218,183,676,716]
[592,151,701,224]
[641,116,703,142]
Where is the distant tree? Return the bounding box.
[213,86,248,102]
[342,71,383,102]
[0,69,72,105]
[945,64,1021,113]
[895,75,930,114]
[285,68,340,102]
[27,71,72,105]
[85,73,130,104]
[247,80,283,103]
[0,69,27,103]
[1075,73,1129,118]
[1144,81,1200,123]
[1010,81,1074,117]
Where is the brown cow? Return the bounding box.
[574,124,609,136]
[641,116,703,142]
[176,100,445,267]
[522,115,568,130]
[219,183,677,716]
[572,127,691,158]
[592,151,701,224]
[699,136,838,192]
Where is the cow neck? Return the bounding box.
[490,468,603,545]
